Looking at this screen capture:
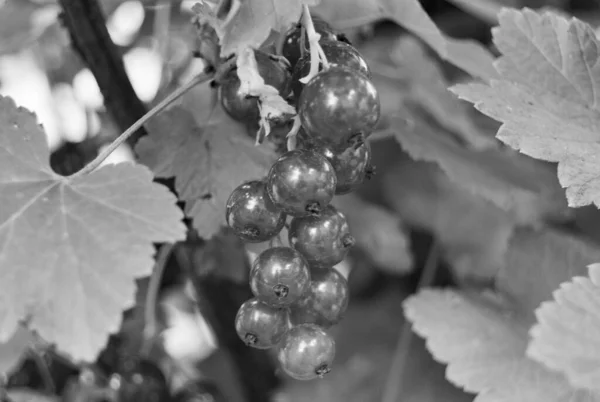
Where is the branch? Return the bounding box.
[58,0,148,144]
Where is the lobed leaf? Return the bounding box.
[404,288,600,402]
[453,8,600,209]
[312,0,497,81]
[0,96,186,362]
[527,263,600,392]
[136,95,277,238]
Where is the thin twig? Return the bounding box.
[68,71,212,179]
[380,241,440,402]
[299,5,328,84]
[141,243,175,356]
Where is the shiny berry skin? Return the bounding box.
[298,66,380,149]
[114,358,170,402]
[291,40,371,99]
[290,268,349,328]
[220,51,290,122]
[266,149,337,217]
[296,129,371,194]
[277,324,335,380]
[288,205,354,268]
[281,19,337,68]
[235,298,289,348]
[250,247,311,307]
[226,180,286,242]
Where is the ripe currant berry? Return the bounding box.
[296,129,372,194]
[291,40,371,99]
[250,247,311,307]
[298,66,380,149]
[220,51,290,123]
[290,267,349,328]
[226,180,286,242]
[266,148,337,217]
[288,205,354,268]
[235,298,289,348]
[281,18,337,68]
[277,324,335,380]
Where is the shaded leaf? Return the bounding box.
[312,0,497,80]
[333,194,412,275]
[382,159,516,281]
[0,96,186,361]
[404,288,600,402]
[136,93,277,238]
[0,326,34,376]
[452,8,600,209]
[527,263,600,392]
[495,228,600,324]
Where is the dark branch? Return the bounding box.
[58,0,147,143]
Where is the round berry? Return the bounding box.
[296,129,371,194]
[266,148,336,217]
[298,66,380,149]
[290,268,349,327]
[288,205,354,268]
[291,40,371,99]
[226,180,286,242]
[250,247,311,307]
[115,358,170,402]
[277,324,335,380]
[235,298,289,348]
[220,51,290,122]
[281,19,337,68]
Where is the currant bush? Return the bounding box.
[235,298,290,348]
[288,205,354,268]
[298,66,381,149]
[266,148,337,217]
[226,13,380,380]
[226,179,286,242]
[250,247,311,307]
[277,324,336,381]
[290,267,350,328]
[220,51,290,123]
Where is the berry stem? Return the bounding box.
[141,243,175,355]
[299,5,329,84]
[68,69,213,180]
[380,241,440,402]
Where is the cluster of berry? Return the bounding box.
[221,16,380,381]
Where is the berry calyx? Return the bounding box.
[235,298,289,349]
[281,18,337,69]
[226,180,286,242]
[291,40,371,99]
[277,324,335,381]
[298,66,380,149]
[290,267,350,327]
[219,51,290,123]
[266,149,337,217]
[296,129,372,195]
[250,247,311,307]
[288,205,353,268]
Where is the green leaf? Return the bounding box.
[527,263,600,393]
[194,0,319,56]
[452,8,600,209]
[0,326,34,376]
[312,0,497,80]
[404,289,600,402]
[496,228,600,324]
[136,89,277,238]
[0,96,186,361]
[382,158,517,281]
[332,194,412,275]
